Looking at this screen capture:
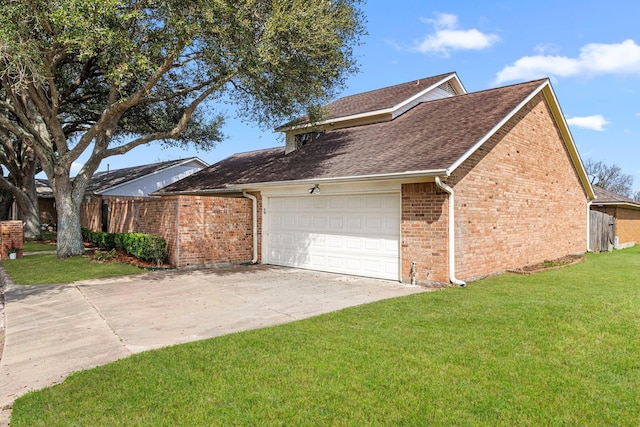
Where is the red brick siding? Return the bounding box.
[449,93,587,280]
[80,194,256,268]
[401,183,449,283]
[1,220,24,259]
[176,195,253,268]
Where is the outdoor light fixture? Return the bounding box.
[308,184,321,194]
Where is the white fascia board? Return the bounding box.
[592,201,640,210]
[95,158,207,195]
[154,169,450,196]
[447,79,595,201]
[540,84,596,201]
[280,73,463,132]
[235,169,450,191]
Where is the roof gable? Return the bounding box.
[277,72,464,133]
[88,158,207,195]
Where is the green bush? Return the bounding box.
[82,229,166,265]
[81,226,90,242]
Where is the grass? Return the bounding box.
[22,241,56,252]
[10,247,640,426]
[1,253,144,285]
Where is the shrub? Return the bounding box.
[81,226,90,242]
[121,233,167,265]
[81,229,166,265]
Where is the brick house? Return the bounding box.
[591,186,640,249]
[156,72,594,285]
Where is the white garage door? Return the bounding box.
[266,193,400,280]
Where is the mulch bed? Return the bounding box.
[88,248,173,270]
[507,254,585,274]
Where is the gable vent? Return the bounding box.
[437,81,456,96]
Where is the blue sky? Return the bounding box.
[89,1,640,191]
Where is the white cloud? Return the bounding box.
[414,13,499,57]
[496,39,640,83]
[566,115,610,131]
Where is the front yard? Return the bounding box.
[10,247,640,426]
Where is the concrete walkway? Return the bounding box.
[0,265,427,424]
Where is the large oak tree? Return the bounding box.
[0,0,364,257]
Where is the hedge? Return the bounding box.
[82,227,167,265]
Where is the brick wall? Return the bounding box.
[80,194,256,268]
[176,195,253,268]
[1,220,24,259]
[449,93,588,280]
[401,183,449,283]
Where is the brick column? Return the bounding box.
[1,221,24,260]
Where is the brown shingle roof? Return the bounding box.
[159,78,547,194]
[593,186,640,206]
[277,72,457,129]
[87,158,204,194]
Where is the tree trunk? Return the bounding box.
[15,189,41,241]
[15,170,42,241]
[54,176,85,258]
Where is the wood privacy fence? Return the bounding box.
[590,210,615,253]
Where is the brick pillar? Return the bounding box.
[1,221,24,260]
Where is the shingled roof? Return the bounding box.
[277,72,461,130]
[593,186,640,208]
[87,158,205,194]
[36,157,207,197]
[158,77,555,195]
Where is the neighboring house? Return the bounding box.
[590,186,640,250]
[154,72,594,285]
[37,157,207,231]
[36,178,56,228]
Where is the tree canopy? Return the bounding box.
[0,0,364,256]
[584,158,634,198]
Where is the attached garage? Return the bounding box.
[265,193,400,280]
[156,73,594,285]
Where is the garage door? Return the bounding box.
[266,193,400,280]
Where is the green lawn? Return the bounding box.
[22,241,56,252]
[1,253,144,285]
[10,248,640,426]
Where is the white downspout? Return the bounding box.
[434,176,467,287]
[586,201,593,252]
[242,191,258,264]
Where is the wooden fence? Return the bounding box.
[590,210,615,253]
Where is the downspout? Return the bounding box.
[586,201,593,252]
[242,191,258,264]
[434,176,467,287]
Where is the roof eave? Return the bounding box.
[276,73,463,133]
[592,201,640,210]
[94,158,208,195]
[233,169,451,190]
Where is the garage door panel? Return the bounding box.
[267,193,400,280]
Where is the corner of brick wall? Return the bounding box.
[401,182,449,284]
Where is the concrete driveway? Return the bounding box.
[0,264,427,415]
